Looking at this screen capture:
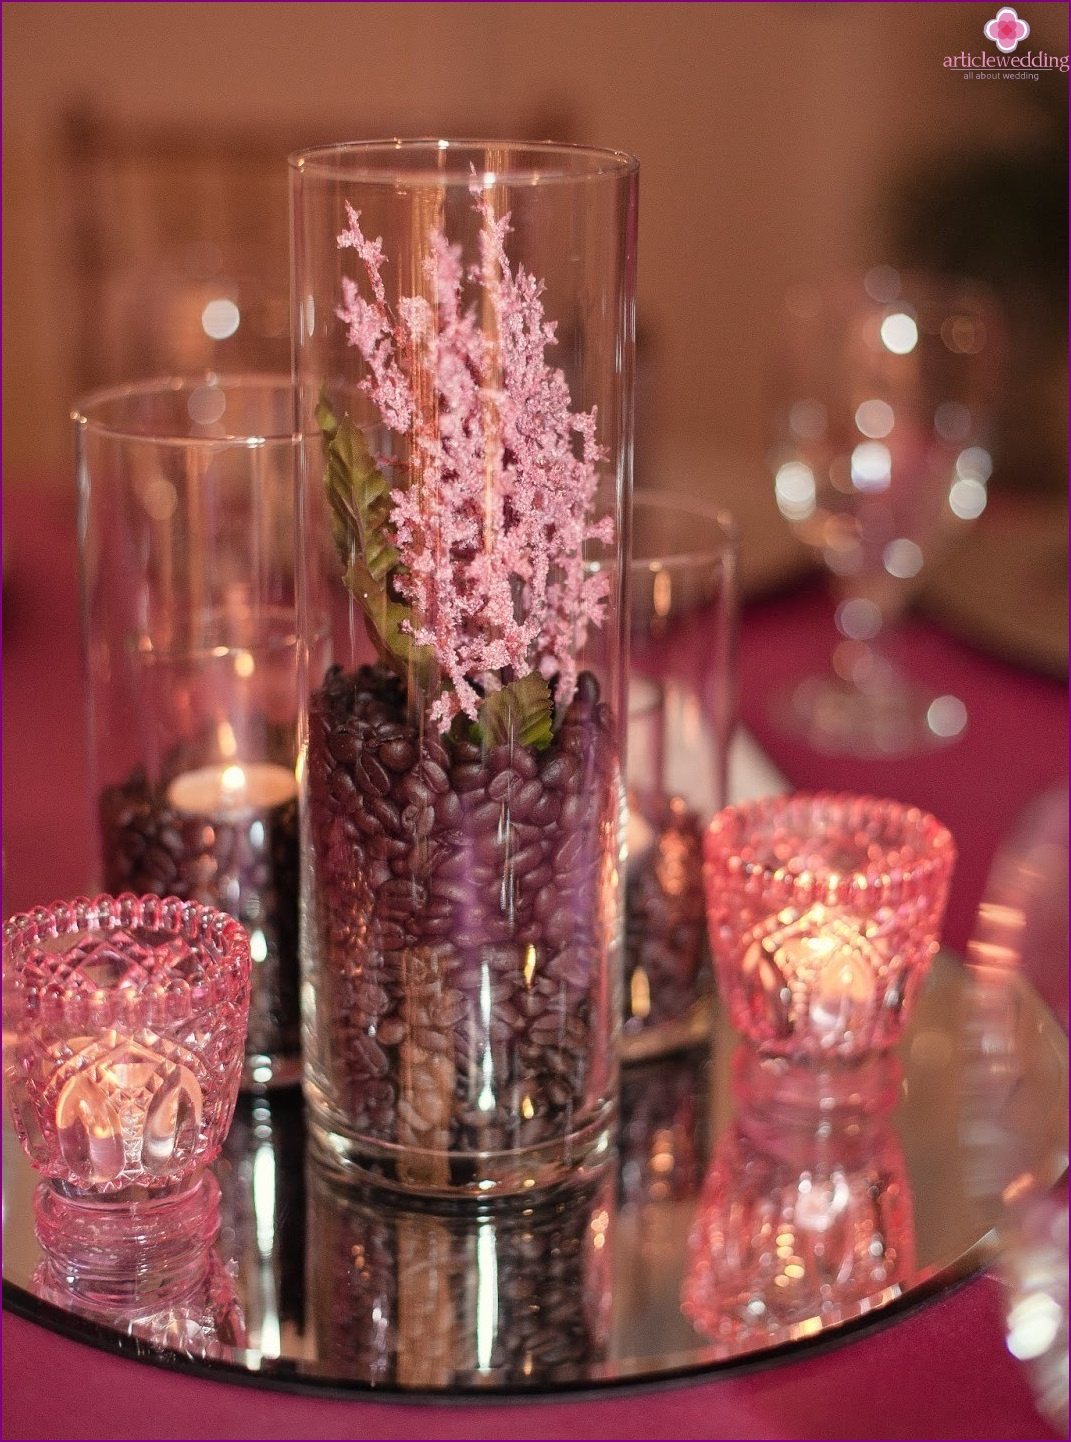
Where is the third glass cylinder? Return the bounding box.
[290,141,638,1195]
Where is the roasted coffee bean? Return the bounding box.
[505,843,542,877]
[575,671,600,705]
[380,739,416,772]
[356,753,392,797]
[488,768,522,802]
[351,1033,389,1078]
[354,980,391,1016]
[400,775,433,808]
[559,793,590,832]
[523,863,554,894]
[528,791,561,828]
[375,1016,407,1047]
[434,789,463,827]
[469,799,504,832]
[507,778,542,821]
[416,758,450,795]
[450,762,486,792]
[369,795,403,835]
[328,729,361,766]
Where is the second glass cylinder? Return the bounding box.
[291,141,638,1194]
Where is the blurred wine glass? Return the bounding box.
[769,267,1001,756]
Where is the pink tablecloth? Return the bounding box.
[2,483,1066,1440]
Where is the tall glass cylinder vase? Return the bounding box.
[290,141,638,1195]
[76,375,306,1089]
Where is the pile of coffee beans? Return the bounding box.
[306,663,619,1163]
[309,1165,612,1385]
[100,758,299,1061]
[623,799,707,1036]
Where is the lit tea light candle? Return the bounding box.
[167,762,298,819]
[746,904,882,1049]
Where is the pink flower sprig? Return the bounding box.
[336,190,612,729]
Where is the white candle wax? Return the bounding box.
[167,761,297,819]
[625,804,657,867]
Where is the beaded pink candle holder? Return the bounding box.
[2,893,251,1198]
[703,793,955,1060]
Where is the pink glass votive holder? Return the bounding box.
[3,893,251,1197]
[703,793,955,1060]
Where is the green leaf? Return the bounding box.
[477,673,554,752]
[318,387,425,683]
[342,557,438,689]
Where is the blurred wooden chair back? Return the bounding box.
[58,104,585,401]
[60,105,302,396]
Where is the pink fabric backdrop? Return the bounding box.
[2,484,1066,1439]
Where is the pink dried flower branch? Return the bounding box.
[336,192,612,728]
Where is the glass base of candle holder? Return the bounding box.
[770,670,966,759]
[306,1084,616,1200]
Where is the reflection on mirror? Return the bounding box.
[3,955,1067,1395]
[682,1047,914,1352]
[31,1172,245,1358]
[307,1162,614,1387]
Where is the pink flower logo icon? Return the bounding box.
[984,6,1031,52]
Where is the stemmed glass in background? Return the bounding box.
[769,268,1001,756]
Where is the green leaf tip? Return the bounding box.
[477,673,554,751]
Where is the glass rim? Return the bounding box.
[71,372,299,447]
[704,791,956,892]
[631,489,738,573]
[288,137,639,187]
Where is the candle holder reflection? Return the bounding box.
[306,1161,614,1387]
[682,1047,915,1352]
[30,1172,245,1360]
[703,793,955,1060]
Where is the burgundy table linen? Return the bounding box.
[2,482,1065,1439]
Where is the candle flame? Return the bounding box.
[221,765,247,793]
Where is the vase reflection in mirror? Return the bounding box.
[682,1045,915,1352]
[32,1172,245,1360]
[306,1163,614,1387]
[963,786,1069,1435]
[215,1085,307,1358]
[3,894,251,1357]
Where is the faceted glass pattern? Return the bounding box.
[31,1172,246,1359]
[3,894,251,1193]
[703,793,955,1059]
[682,1047,915,1351]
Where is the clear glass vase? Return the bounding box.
[624,492,737,1061]
[75,376,307,1088]
[290,141,638,1195]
